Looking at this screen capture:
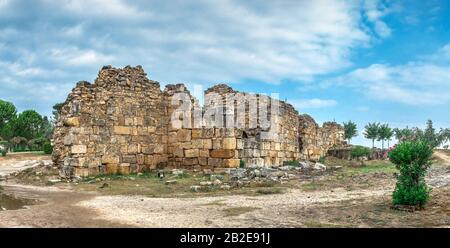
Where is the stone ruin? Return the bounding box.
[53,65,344,178]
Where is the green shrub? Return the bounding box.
[43,141,53,155]
[283,160,299,166]
[0,148,6,156]
[239,159,245,168]
[388,141,432,207]
[351,145,370,159]
[318,156,326,164]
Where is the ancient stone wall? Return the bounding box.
[53,65,344,177]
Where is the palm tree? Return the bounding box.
[364,122,380,148]
[378,124,393,149]
[343,121,358,144]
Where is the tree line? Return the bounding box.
[343,120,450,149]
[0,99,61,154]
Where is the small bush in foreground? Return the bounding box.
[388,141,432,208]
[351,145,370,159]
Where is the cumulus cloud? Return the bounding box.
[0,0,393,115]
[320,44,450,105]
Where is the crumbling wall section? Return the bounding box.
[53,65,344,177]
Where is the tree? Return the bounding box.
[0,99,17,129]
[364,122,380,148]
[343,121,358,144]
[394,127,414,142]
[378,123,393,149]
[13,110,45,140]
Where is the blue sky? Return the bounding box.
[0,0,449,147]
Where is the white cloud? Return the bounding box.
[363,0,392,38]
[49,48,115,67]
[291,98,337,109]
[321,44,450,105]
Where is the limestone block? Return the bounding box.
[177,129,191,142]
[147,126,156,133]
[208,158,223,167]
[210,149,235,159]
[125,117,134,125]
[74,167,89,177]
[198,157,208,166]
[106,163,118,174]
[101,155,120,164]
[173,148,184,158]
[64,117,80,127]
[223,159,240,168]
[222,138,236,149]
[127,144,138,154]
[212,139,222,149]
[191,139,203,149]
[236,139,244,149]
[192,129,202,139]
[122,155,137,164]
[71,145,87,154]
[199,149,209,158]
[63,134,75,145]
[183,158,198,166]
[202,139,212,149]
[118,163,130,175]
[185,149,199,158]
[114,126,131,135]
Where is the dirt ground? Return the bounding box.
[0,151,449,228]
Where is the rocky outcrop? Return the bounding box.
[53,65,344,178]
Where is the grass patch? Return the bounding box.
[223,207,259,216]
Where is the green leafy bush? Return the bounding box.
[43,141,53,155]
[388,141,432,207]
[0,148,6,156]
[351,145,370,159]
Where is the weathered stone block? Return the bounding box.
[64,117,80,127]
[71,145,87,154]
[104,163,117,174]
[177,129,191,142]
[102,155,120,164]
[199,149,209,157]
[223,159,240,168]
[118,163,130,174]
[208,158,223,167]
[210,149,235,159]
[114,126,131,135]
[184,149,199,158]
[122,155,137,164]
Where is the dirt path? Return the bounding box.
[76,187,392,227]
[0,183,131,227]
[0,153,448,228]
[434,150,450,164]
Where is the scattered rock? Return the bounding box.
[220,185,231,190]
[200,181,213,186]
[213,179,222,186]
[313,163,327,171]
[165,180,177,185]
[190,185,201,192]
[48,179,61,184]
